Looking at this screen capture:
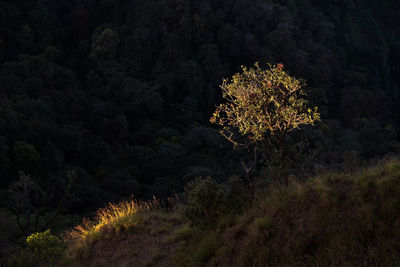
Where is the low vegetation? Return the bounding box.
[8,230,65,267]
[9,159,400,266]
[210,159,400,266]
[65,196,183,266]
[71,196,161,240]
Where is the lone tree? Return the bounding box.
[211,62,320,184]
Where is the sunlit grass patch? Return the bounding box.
[66,196,163,261]
[71,196,160,240]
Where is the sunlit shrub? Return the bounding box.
[9,230,65,267]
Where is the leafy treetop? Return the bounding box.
[211,62,320,151]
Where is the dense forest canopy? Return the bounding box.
[0,0,400,238]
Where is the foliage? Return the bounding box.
[211,62,320,152]
[183,177,227,227]
[9,230,65,267]
[7,171,76,236]
[8,172,45,235]
[11,141,41,174]
[90,28,120,60]
[183,176,248,227]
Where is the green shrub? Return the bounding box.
[9,230,65,267]
[184,177,228,227]
[183,176,248,227]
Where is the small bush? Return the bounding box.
[183,177,228,227]
[183,176,248,227]
[9,230,65,267]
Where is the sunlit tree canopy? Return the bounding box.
[211,62,320,150]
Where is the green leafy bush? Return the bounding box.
[183,176,248,227]
[9,230,65,267]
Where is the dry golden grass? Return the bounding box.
[65,195,185,266]
[70,196,161,240]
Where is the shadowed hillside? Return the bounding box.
[9,159,400,266]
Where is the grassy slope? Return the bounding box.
[67,160,400,266]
